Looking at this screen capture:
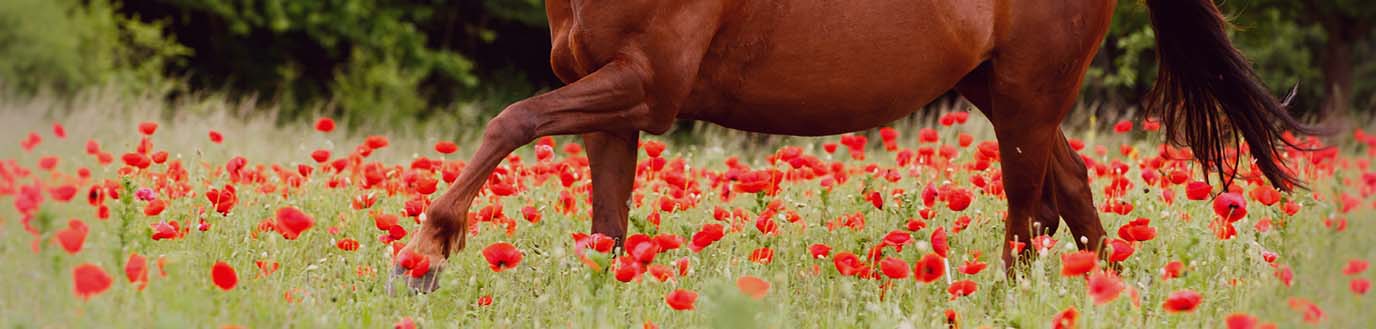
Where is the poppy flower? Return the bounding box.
[945,188,973,211]
[477,295,493,306]
[1162,290,1202,313]
[208,130,223,143]
[749,247,775,265]
[809,244,832,259]
[1343,259,1368,276]
[653,233,683,251]
[624,234,660,264]
[833,252,868,276]
[310,149,331,163]
[665,289,697,310]
[1087,271,1124,304]
[55,219,88,254]
[931,227,949,257]
[365,135,390,149]
[150,221,178,240]
[1060,251,1097,277]
[482,242,523,272]
[337,238,361,251]
[274,207,315,240]
[881,230,912,252]
[879,257,910,279]
[1052,306,1078,329]
[948,279,977,298]
[959,260,987,275]
[435,141,458,154]
[1112,119,1132,134]
[315,118,335,132]
[1213,192,1247,222]
[143,199,166,216]
[126,253,148,290]
[394,317,415,329]
[914,253,945,283]
[1274,265,1293,286]
[1352,279,1370,295]
[138,121,158,135]
[395,250,431,278]
[1108,239,1135,262]
[211,261,238,291]
[1185,181,1212,200]
[73,263,113,300]
[1225,313,1259,329]
[714,276,761,303]
[1117,218,1157,242]
[1162,261,1185,280]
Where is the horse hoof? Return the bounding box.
[388,264,442,295]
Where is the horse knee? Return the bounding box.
[483,105,538,149]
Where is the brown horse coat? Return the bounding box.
[391,0,1315,292]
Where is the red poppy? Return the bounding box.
[737,275,770,299]
[336,238,360,251]
[209,130,223,143]
[1162,290,1202,313]
[395,250,431,278]
[138,121,158,135]
[948,279,977,298]
[1225,313,1259,329]
[1213,192,1248,222]
[144,199,166,216]
[274,206,315,240]
[879,257,910,279]
[653,233,683,251]
[73,263,113,300]
[1162,261,1185,280]
[810,243,832,259]
[482,242,523,272]
[435,141,458,154]
[150,221,178,240]
[477,295,493,306]
[665,289,697,310]
[833,252,868,276]
[126,253,148,290]
[866,191,883,209]
[944,188,973,211]
[211,261,238,291]
[55,219,88,254]
[1117,218,1157,242]
[749,247,775,265]
[394,317,415,329]
[310,149,331,163]
[1185,181,1212,200]
[365,135,390,149]
[931,226,949,257]
[1108,239,1135,262]
[881,230,912,251]
[314,118,335,132]
[1052,306,1078,329]
[959,260,987,275]
[1352,278,1370,295]
[1343,259,1368,276]
[1060,251,1097,277]
[1087,270,1124,304]
[1112,119,1132,133]
[914,253,945,283]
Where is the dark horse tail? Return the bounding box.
[1143,0,1320,191]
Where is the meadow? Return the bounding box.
[1,92,1372,328]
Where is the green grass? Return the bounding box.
[1,92,1373,328]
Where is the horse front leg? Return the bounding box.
[391,59,656,294]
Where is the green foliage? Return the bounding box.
[0,0,188,95]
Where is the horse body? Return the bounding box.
[391,0,1314,293]
[680,0,995,135]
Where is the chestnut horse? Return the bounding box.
[392,0,1315,292]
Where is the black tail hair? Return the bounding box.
[1143,0,1322,191]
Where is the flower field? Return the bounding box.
[1,100,1373,328]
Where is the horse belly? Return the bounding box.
[681,0,993,136]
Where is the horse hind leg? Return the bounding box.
[391,60,660,294]
[956,65,1062,239]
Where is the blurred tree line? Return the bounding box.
[1,0,1372,127]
